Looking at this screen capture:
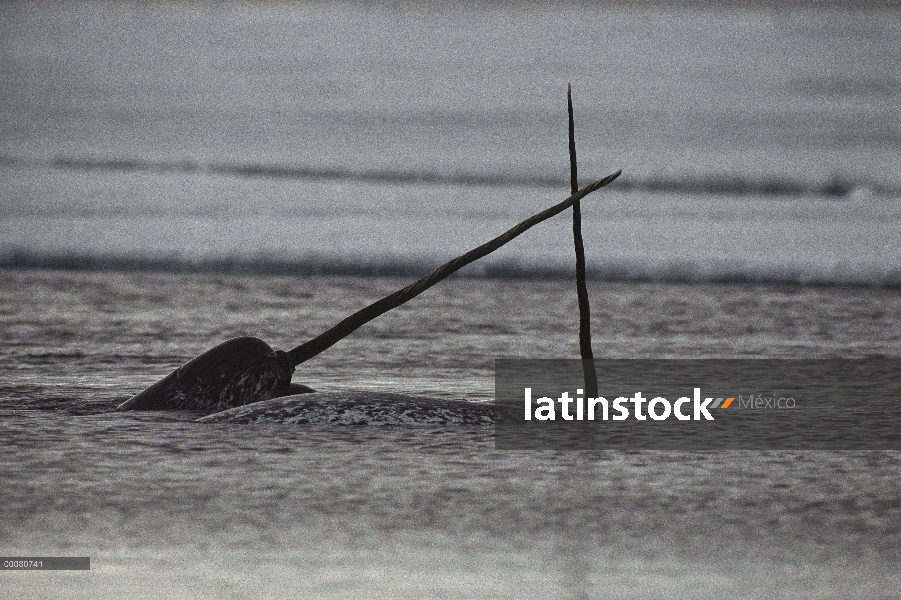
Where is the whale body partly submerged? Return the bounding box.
[196,391,495,426]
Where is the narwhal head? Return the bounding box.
[118,336,295,412]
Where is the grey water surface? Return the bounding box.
[2,1,901,284]
[2,270,900,597]
[2,1,901,597]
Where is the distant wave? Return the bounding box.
[3,250,899,288]
[1,153,894,198]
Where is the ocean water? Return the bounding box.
[2,2,901,598]
[2,1,901,285]
[2,270,901,597]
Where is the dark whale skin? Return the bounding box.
[117,337,295,412]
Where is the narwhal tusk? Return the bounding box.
[568,84,599,398]
[118,170,621,412]
[286,170,622,367]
